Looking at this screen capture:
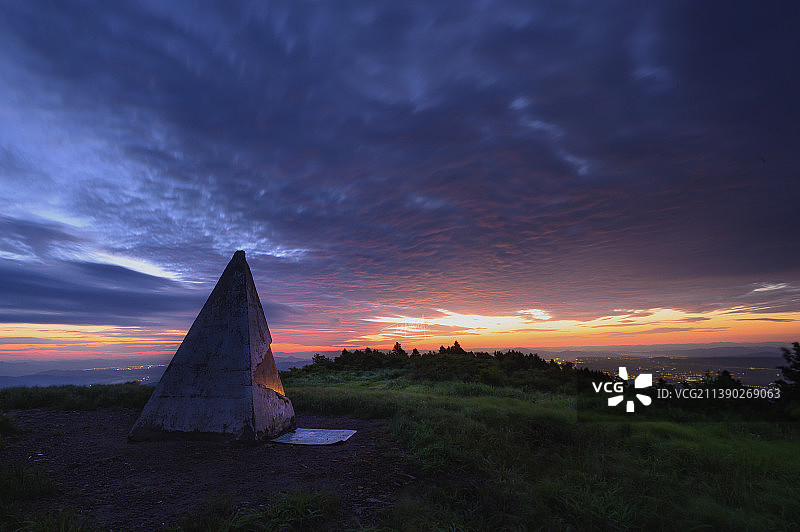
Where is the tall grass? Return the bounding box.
[285,375,800,530]
[1,376,798,529]
[0,464,94,532]
[0,382,153,411]
[164,489,341,531]
[0,464,53,502]
[0,411,18,448]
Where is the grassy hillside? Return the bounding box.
[283,371,800,530]
[1,347,799,530]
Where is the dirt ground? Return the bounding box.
[2,409,419,530]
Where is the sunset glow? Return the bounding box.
[0,2,797,365]
[357,307,800,349]
[1,303,797,362]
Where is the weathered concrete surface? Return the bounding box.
[129,250,295,442]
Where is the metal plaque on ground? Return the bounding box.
[271,428,357,445]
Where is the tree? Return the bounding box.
[709,370,743,389]
[391,342,407,356]
[776,342,800,400]
[311,353,332,368]
[439,341,467,355]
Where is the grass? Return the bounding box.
[0,382,153,411]
[283,372,800,531]
[0,411,19,448]
[0,464,54,502]
[0,384,153,531]
[0,462,339,532]
[0,464,93,532]
[11,509,97,532]
[2,374,799,530]
[1,508,96,532]
[164,489,341,531]
[0,412,18,436]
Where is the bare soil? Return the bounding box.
[2,409,418,530]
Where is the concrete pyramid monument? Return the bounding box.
[129,250,295,442]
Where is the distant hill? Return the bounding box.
[507,344,786,361]
[0,343,789,388]
[0,354,314,389]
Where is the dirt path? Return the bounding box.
[2,409,417,530]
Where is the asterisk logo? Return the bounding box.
[608,366,652,413]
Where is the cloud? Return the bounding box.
[0,337,62,345]
[0,259,201,326]
[0,255,298,327]
[362,307,557,342]
[752,283,790,293]
[599,326,727,337]
[0,1,797,345]
[737,318,796,323]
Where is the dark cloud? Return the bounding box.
[0,216,85,259]
[0,223,299,326]
[0,259,200,326]
[0,337,62,345]
[0,1,798,331]
[0,257,299,327]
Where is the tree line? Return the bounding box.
[287,340,800,416]
[289,341,610,393]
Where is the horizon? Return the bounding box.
[0,341,789,389]
[0,340,790,372]
[1,2,798,362]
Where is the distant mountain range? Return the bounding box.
[0,355,313,389]
[484,344,787,361]
[0,343,790,389]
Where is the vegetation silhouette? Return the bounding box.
[1,342,798,529]
[289,341,606,394]
[291,340,800,422]
[777,341,800,401]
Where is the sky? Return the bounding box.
[1,1,799,363]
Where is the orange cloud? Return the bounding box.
[0,305,797,361]
[355,307,800,350]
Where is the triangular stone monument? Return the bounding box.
[129,250,295,442]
